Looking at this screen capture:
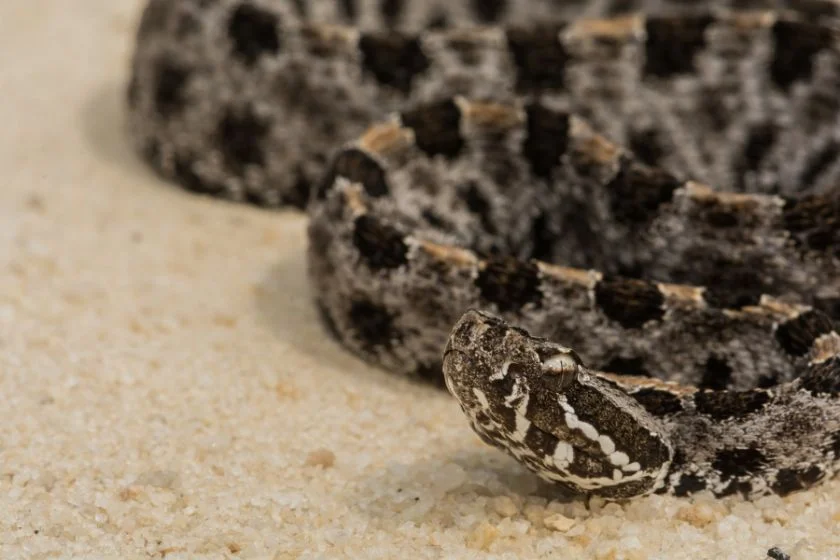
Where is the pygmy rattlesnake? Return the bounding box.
[127,0,840,499]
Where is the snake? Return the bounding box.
[127,0,840,500]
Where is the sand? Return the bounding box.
[1,1,839,558]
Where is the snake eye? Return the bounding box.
[541,352,580,380]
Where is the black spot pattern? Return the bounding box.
[627,129,664,166]
[153,61,190,118]
[358,33,430,93]
[281,174,312,209]
[594,277,665,329]
[801,356,840,396]
[739,124,777,175]
[476,256,542,312]
[630,388,684,416]
[672,473,707,497]
[352,215,409,270]
[693,390,770,420]
[522,103,570,179]
[506,25,568,92]
[400,99,464,158]
[771,466,824,495]
[783,193,840,255]
[643,15,713,77]
[348,299,398,350]
[216,107,268,172]
[319,148,389,199]
[775,309,835,357]
[472,0,507,23]
[529,212,555,262]
[770,20,834,89]
[605,158,680,223]
[700,356,733,391]
[712,447,767,479]
[227,3,281,66]
[701,263,764,310]
[459,181,497,236]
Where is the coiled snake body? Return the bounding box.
[128,0,840,500]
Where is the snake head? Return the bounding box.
[442,309,674,500]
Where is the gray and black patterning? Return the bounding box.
[128,0,840,499]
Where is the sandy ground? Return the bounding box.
[1,2,839,558]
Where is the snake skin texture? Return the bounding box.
[128,0,840,499]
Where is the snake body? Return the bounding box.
[128,0,840,499]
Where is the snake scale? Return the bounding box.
[128,0,840,500]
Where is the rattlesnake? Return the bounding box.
[127,0,840,500]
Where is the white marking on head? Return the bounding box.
[552,441,574,467]
[609,451,630,467]
[613,469,622,481]
[558,397,601,443]
[598,435,615,455]
[623,462,641,473]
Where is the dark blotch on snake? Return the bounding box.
[216,107,268,172]
[672,473,707,497]
[627,129,665,167]
[318,148,390,200]
[476,256,542,312]
[352,214,409,270]
[594,277,665,329]
[712,447,767,479]
[775,309,835,357]
[506,25,568,92]
[771,465,825,495]
[522,103,570,179]
[783,193,840,255]
[358,33,430,93]
[741,123,778,173]
[630,388,684,417]
[694,390,770,420]
[348,299,399,350]
[227,3,281,66]
[701,263,764,309]
[801,356,840,396]
[400,99,464,158]
[605,158,680,223]
[700,356,733,391]
[770,19,834,89]
[153,60,191,118]
[643,15,713,77]
[459,181,497,235]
